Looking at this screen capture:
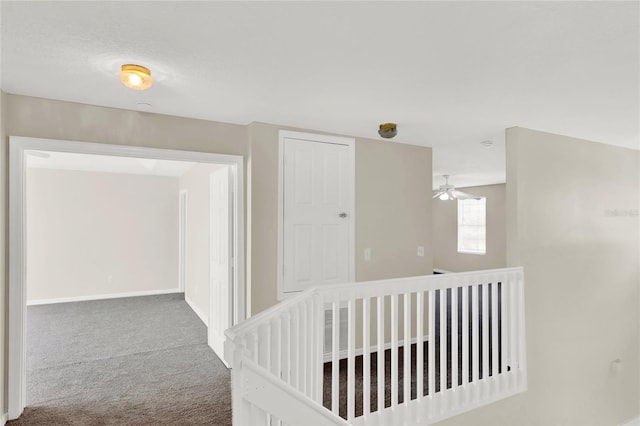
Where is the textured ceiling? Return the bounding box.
[2,1,639,188]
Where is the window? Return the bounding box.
[458,198,486,254]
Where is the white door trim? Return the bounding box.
[178,190,188,293]
[276,130,355,300]
[208,167,233,366]
[8,136,246,420]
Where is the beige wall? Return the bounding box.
[437,127,640,425]
[6,94,248,156]
[179,163,224,323]
[355,138,433,281]
[433,184,506,272]
[248,122,433,315]
[0,91,6,415]
[26,169,179,301]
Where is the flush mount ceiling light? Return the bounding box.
[119,64,153,90]
[378,122,397,139]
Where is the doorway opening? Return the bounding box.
[8,136,245,420]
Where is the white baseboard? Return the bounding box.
[622,416,640,426]
[1,412,7,425]
[185,295,209,326]
[323,335,430,362]
[27,288,182,306]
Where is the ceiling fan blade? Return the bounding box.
[454,190,482,200]
[432,190,444,199]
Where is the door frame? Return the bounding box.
[8,136,246,420]
[208,167,234,366]
[276,130,355,300]
[178,190,188,293]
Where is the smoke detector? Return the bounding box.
[378,123,397,139]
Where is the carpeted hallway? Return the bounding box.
[8,294,232,425]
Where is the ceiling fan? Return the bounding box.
[432,175,481,201]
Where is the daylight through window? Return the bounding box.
[458,197,486,254]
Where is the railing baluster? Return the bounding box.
[472,284,479,390]
[300,301,307,395]
[428,290,435,399]
[265,322,273,425]
[363,296,371,417]
[482,284,489,385]
[308,299,315,398]
[452,286,458,395]
[417,291,424,400]
[502,278,511,391]
[264,323,272,373]
[314,295,324,403]
[331,299,340,415]
[250,331,260,421]
[391,293,398,407]
[462,285,469,391]
[347,298,356,421]
[440,288,447,398]
[377,295,385,412]
[403,292,411,404]
[491,280,499,384]
[290,307,298,389]
[275,317,282,381]
[517,273,527,389]
[498,280,505,391]
[509,275,517,391]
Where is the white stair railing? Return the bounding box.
[226,267,526,425]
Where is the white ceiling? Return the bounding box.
[26,150,196,177]
[2,1,639,188]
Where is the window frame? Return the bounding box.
[457,197,487,255]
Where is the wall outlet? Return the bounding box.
[417,246,425,257]
[364,248,371,262]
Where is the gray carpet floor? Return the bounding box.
[8,293,232,425]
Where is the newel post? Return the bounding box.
[230,336,253,425]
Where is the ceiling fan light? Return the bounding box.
[439,192,449,201]
[119,64,153,90]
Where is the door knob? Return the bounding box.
[339,212,348,218]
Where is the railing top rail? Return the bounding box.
[226,266,524,342]
[225,285,314,342]
[313,266,523,298]
[242,358,350,425]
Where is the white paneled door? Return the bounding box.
[209,166,233,366]
[281,133,355,295]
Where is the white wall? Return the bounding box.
[433,183,506,272]
[179,163,224,324]
[437,127,640,425]
[26,168,180,302]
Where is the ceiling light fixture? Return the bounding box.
[119,64,153,90]
[378,122,397,139]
